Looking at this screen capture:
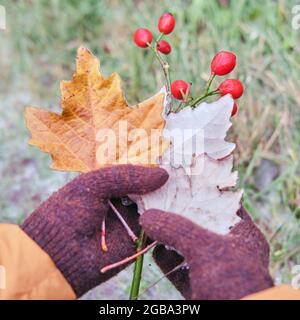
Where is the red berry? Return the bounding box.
[218,79,244,99]
[133,28,152,48]
[231,102,238,117]
[171,80,188,100]
[158,13,176,34]
[157,40,172,55]
[211,51,236,76]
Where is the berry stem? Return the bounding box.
[182,83,192,104]
[205,73,216,95]
[148,43,172,113]
[173,83,192,113]
[156,32,164,43]
[190,89,219,108]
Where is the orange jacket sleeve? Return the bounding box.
[243,285,300,300]
[0,224,75,300]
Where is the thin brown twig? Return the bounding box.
[137,261,186,298]
[174,83,192,113]
[101,216,108,252]
[147,40,172,114]
[101,241,158,273]
[108,199,138,243]
[153,44,171,93]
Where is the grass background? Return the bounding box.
[0,0,299,299]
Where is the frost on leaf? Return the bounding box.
[132,95,243,235]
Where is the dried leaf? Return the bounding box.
[132,95,243,235]
[25,47,168,172]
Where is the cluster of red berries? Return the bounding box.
[172,51,243,116]
[133,13,175,54]
[133,13,244,117]
[211,51,243,116]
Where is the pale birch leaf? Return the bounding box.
[132,95,243,235]
[162,94,235,170]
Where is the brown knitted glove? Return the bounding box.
[22,165,168,297]
[140,207,274,300]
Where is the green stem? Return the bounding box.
[148,43,172,113]
[190,89,219,108]
[129,229,147,300]
[156,32,164,43]
[149,44,171,93]
[205,73,215,95]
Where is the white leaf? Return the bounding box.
[161,94,235,170]
[131,94,243,235]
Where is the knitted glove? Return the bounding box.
[22,165,168,297]
[141,207,273,300]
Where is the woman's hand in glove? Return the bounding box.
[22,165,168,297]
[140,207,273,300]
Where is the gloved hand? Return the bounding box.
[22,165,168,297]
[140,207,274,300]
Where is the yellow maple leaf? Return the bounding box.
[25,47,168,173]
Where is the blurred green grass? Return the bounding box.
[0,0,299,299]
